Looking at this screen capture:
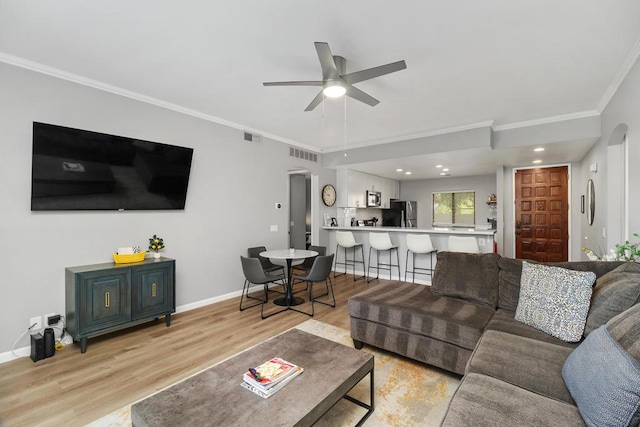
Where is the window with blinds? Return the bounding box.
[433,191,475,226]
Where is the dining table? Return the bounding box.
[260,249,318,312]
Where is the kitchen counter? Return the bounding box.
[322,226,496,284]
[323,226,496,236]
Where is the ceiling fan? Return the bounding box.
[263,42,407,111]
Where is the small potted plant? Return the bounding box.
[148,234,165,259]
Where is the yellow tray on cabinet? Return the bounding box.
[112,252,146,263]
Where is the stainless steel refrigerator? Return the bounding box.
[382,201,417,227]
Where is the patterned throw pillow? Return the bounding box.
[515,262,596,342]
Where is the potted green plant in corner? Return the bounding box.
[149,234,165,259]
[582,233,640,262]
[614,233,640,262]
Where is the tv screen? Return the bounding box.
[31,122,194,211]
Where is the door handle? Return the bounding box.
[105,291,110,308]
[152,283,157,297]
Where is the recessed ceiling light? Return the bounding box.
[405,171,412,175]
[396,168,403,172]
[534,147,545,152]
[435,165,443,168]
[533,160,542,164]
[439,172,449,176]
[443,168,450,172]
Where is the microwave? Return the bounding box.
[366,191,381,207]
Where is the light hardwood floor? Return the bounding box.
[0,274,390,426]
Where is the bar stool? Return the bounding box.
[367,232,400,283]
[405,234,437,283]
[448,236,481,253]
[334,231,366,281]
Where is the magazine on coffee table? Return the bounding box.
[241,365,304,399]
[242,357,300,390]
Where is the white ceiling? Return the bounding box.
[2,1,640,179]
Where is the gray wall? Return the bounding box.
[400,175,497,230]
[0,62,335,354]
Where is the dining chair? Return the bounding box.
[448,236,481,253]
[248,246,285,275]
[247,246,286,293]
[291,254,335,317]
[292,245,326,290]
[405,234,437,283]
[239,256,286,319]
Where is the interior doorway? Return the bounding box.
[514,165,569,262]
[289,171,311,249]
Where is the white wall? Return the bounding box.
[579,55,640,257]
[0,62,336,354]
[399,175,497,230]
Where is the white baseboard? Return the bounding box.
[0,274,432,364]
[0,286,262,364]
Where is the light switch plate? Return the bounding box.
[270,225,278,232]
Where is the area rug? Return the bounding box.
[88,320,460,426]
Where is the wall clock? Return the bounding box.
[322,184,336,206]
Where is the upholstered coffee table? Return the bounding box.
[131,329,374,426]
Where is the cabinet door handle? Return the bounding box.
[151,283,157,297]
[105,291,110,308]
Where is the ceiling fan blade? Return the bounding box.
[342,60,407,85]
[345,84,379,107]
[315,42,338,80]
[304,91,325,112]
[263,81,323,87]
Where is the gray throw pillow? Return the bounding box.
[562,325,640,427]
[515,262,595,342]
[431,252,501,307]
[584,262,640,336]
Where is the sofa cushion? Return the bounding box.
[607,302,640,361]
[515,262,595,342]
[485,309,578,348]
[348,281,495,351]
[562,324,640,427]
[498,258,624,311]
[467,330,574,404]
[584,262,640,336]
[431,252,501,307]
[441,373,585,427]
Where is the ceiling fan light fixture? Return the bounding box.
[323,82,346,98]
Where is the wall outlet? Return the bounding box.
[30,316,43,331]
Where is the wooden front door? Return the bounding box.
[515,166,569,262]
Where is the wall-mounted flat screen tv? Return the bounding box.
[31,122,194,211]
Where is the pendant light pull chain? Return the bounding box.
[343,95,347,157]
[322,92,326,137]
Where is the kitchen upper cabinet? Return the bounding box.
[390,180,400,200]
[337,169,399,209]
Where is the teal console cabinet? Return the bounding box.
[65,258,175,353]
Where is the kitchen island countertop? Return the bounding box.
[322,226,496,236]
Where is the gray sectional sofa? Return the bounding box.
[348,252,640,426]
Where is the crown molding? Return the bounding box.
[597,37,640,113]
[0,52,322,152]
[321,120,495,153]
[492,110,600,132]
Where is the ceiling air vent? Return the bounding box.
[289,146,318,163]
[243,132,262,144]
